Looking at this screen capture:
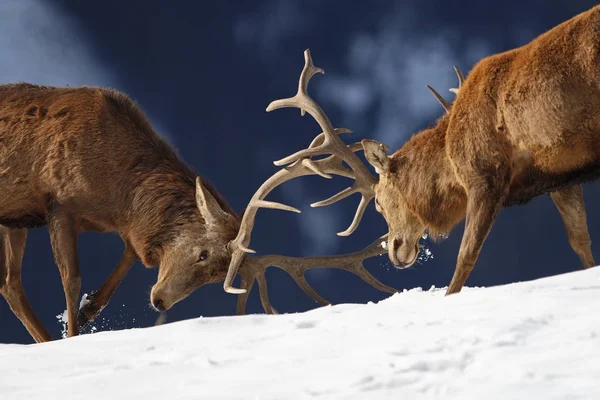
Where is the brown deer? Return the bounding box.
[0,83,396,343]
[223,3,600,297]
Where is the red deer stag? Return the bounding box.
[0,83,395,343]
[223,3,600,296]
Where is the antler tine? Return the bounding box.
[307,128,352,149]
[256,274,276,314]
[302,128,354,179]
[282,233,393,293]
[235,272,253,315]
[449,66,465,95]
[426,85,450,113]
[336,193,374,237]
[236,268,279,315]
[234,234,395,315]
[454,66,465,86]
[236,254,318,315]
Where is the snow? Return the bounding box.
[1,268,600,400]
[55,310,69,338]
[79,293,91,309]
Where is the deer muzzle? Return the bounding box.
[388,237,418,269]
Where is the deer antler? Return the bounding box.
[235,234,394,315]
[222,132,361,294]
[223,49,381,294]
[427,65,466,113]
[449,65,465,94]
[426,85,450,113]
[268,50,379,236]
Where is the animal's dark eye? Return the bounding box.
[199,250,209,262]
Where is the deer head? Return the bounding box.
[149,178,240,312]
[358,140,425,267]
[360,67,465,267]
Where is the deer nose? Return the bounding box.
[388,237,405,267]
[392,237,403,254]
[152,298,166,312]
[389,237,411,269]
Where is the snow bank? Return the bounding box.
[1,268,599,400]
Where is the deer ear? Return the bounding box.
[196,177,232,226]
[361,139,390,174]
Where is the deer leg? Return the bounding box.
[550,185,596,269]
[78,242,138,330]
[0,227,52,343]
[446,189,506,296]
[47,209,81,338]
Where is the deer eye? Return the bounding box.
[199,250,209,262]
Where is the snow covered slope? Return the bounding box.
[1,268,599,400]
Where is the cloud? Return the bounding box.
[0,1,114,86]
[279,179,342,257]
[315,20,493,152]
[234,0,308,60]
[0,0,171,142]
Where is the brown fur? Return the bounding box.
[0,83,240,342]
[364,5,600,293]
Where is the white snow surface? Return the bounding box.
[1,268,599,400]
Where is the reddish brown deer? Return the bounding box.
[0,83,241,342]
[364,4,600,294]
[0,83,395,343]
[223,3,600,297]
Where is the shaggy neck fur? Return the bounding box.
[391,116,467,237]
[95,90,239,266]
[123,146,237,266]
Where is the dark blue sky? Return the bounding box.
[1,0,599,344]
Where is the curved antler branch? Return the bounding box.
[449,65,465,95]
[426,85,450,113]
[234,234,395,315]
[428,65,467,113]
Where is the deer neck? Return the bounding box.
[399,120,467,236]
[124,172,199,267]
